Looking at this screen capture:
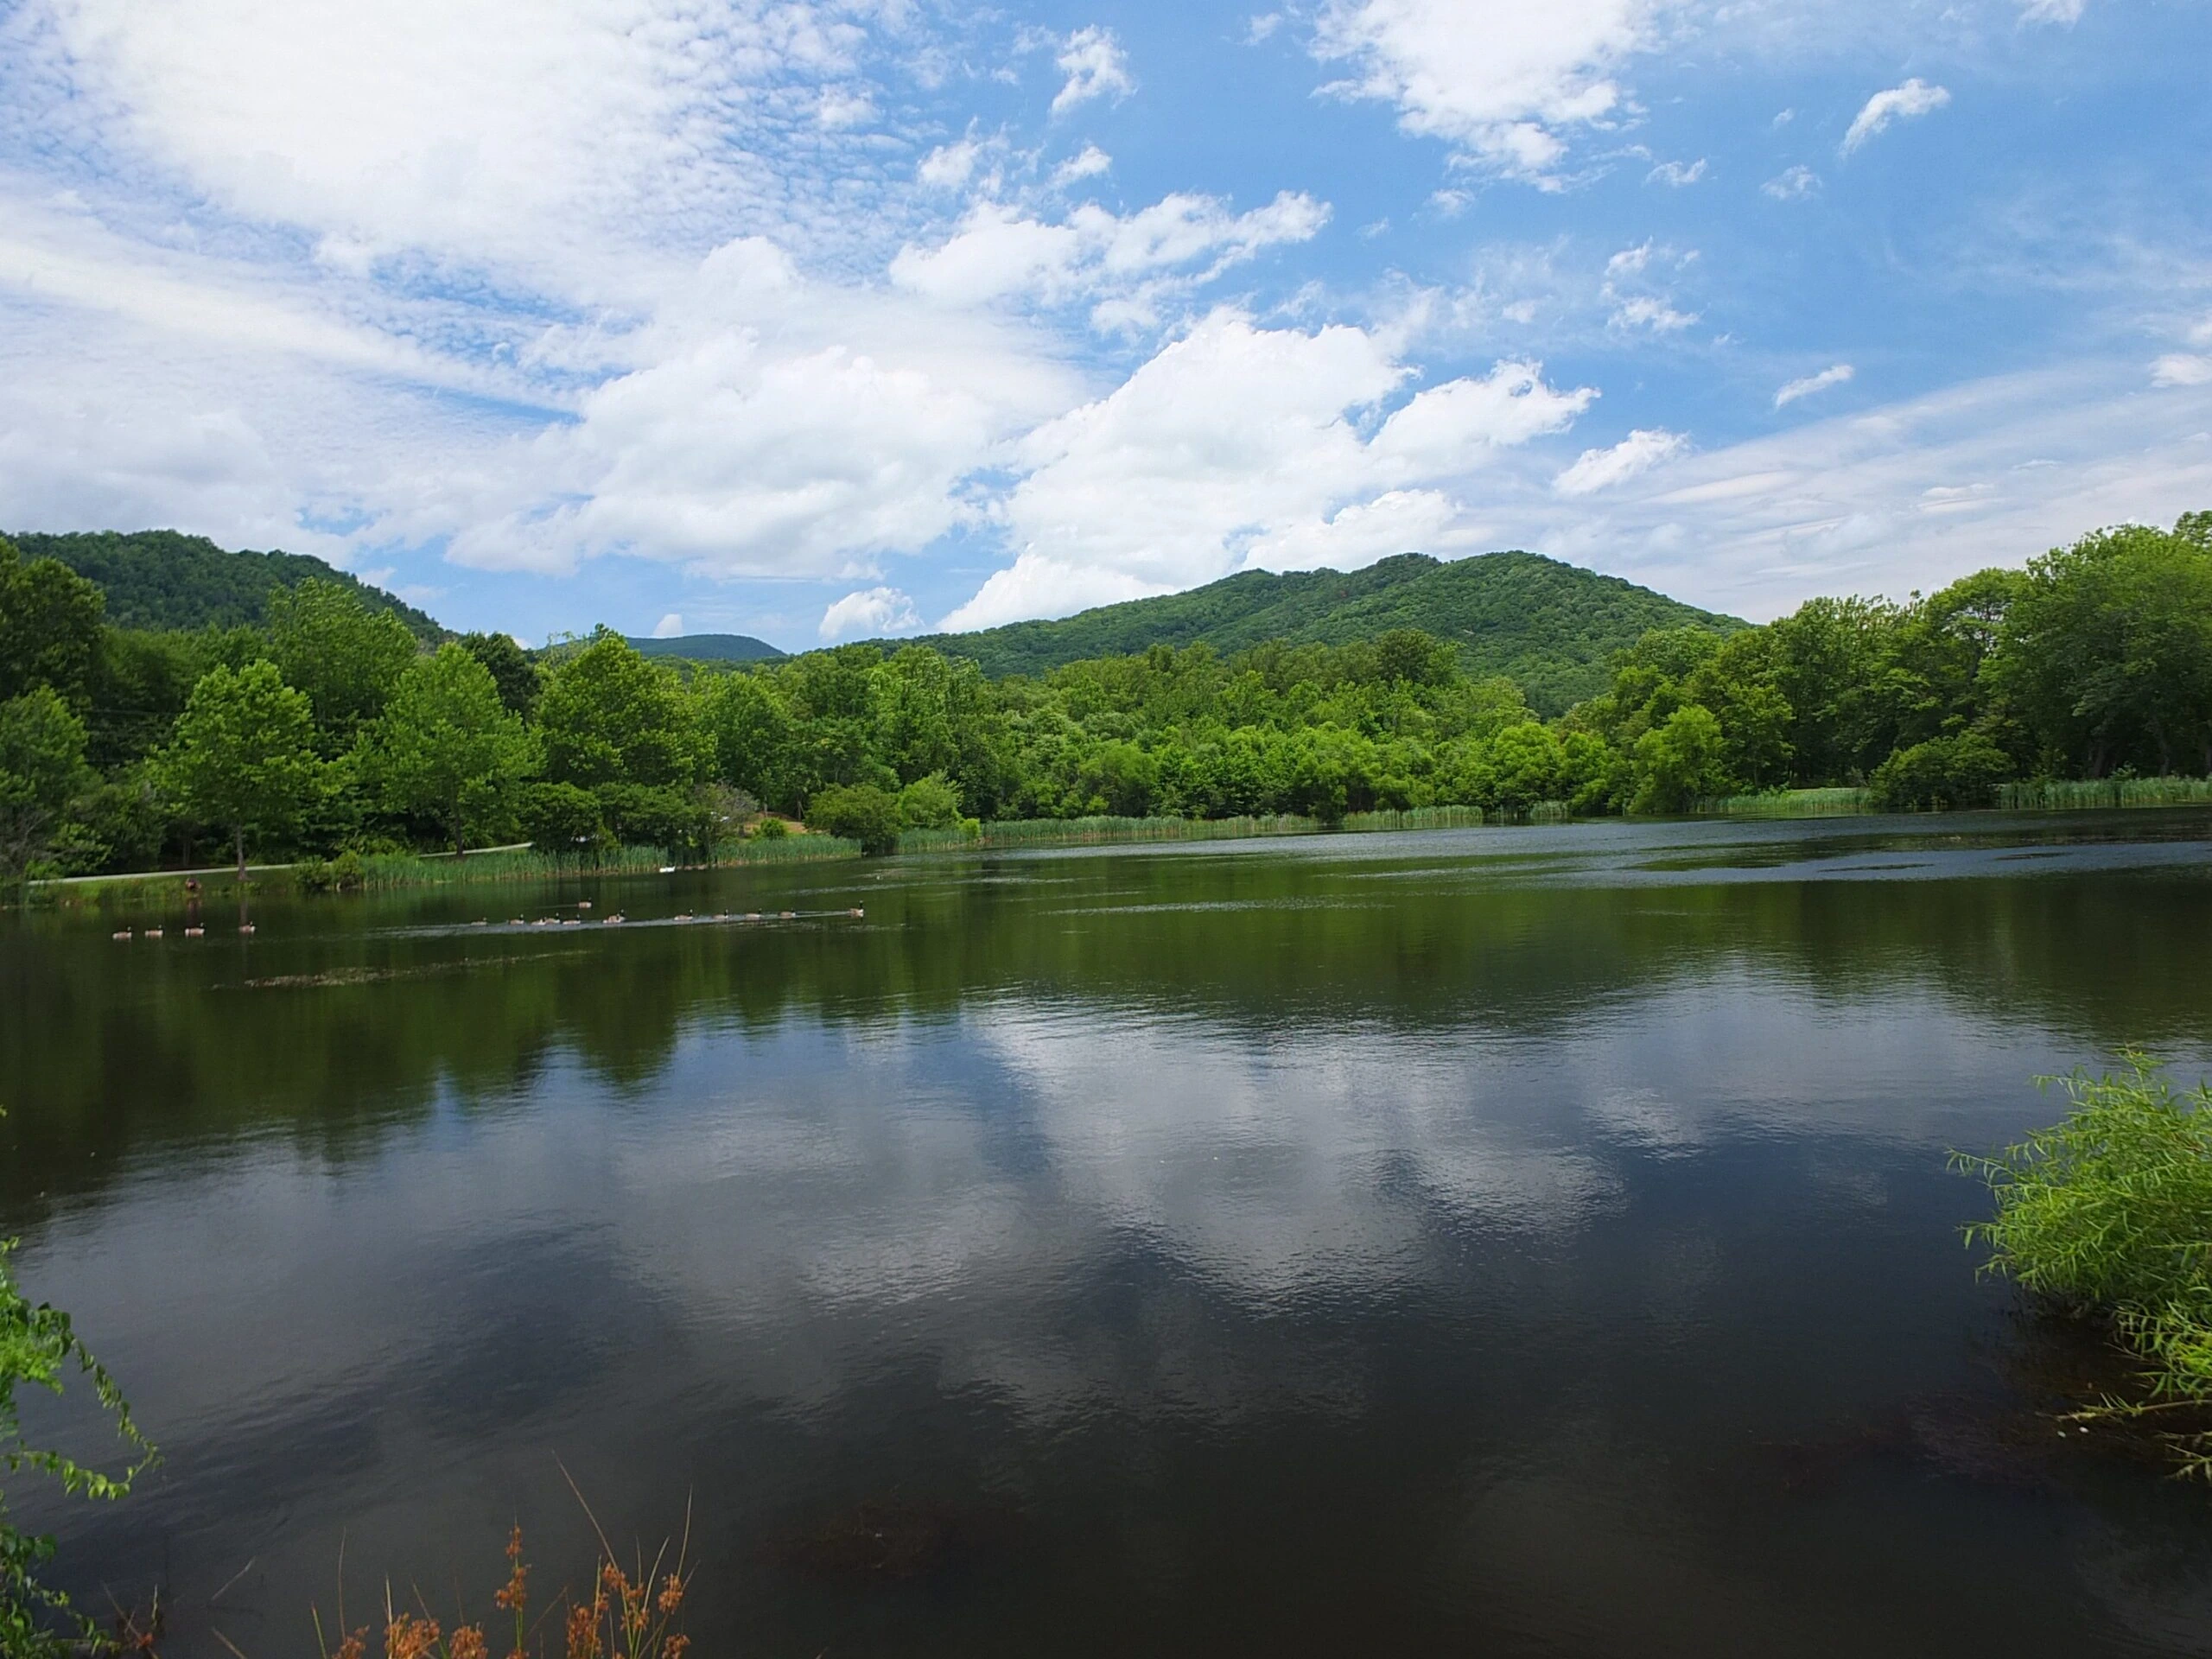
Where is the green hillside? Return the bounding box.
[629,632,785,663]
[10,529,444,638]
[906,551,1745,714]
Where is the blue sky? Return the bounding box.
[1,0,2208,647]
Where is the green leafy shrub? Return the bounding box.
[1958,1056,2212,1474]
[518,779,603,855]
[806,784,903,855]
[753,815,789,840]
[1628,705,1727,815]
[1867,733,2012,810]
[897,772,963,830]
[294,849,366,893]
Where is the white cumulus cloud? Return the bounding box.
[1052,26,1135,114]
[1313,0,1676,184]
[443,238,1079,579]
[820,586,923,640]
[1843,79,1951,155]
[1054,144,1114,182]
[1553,428,1688,495]
[652,612,683,638]
[1775,363,1855,407]
[942,311,1594,629]
[1762,165,1820,200]
[2152,355,2212,388]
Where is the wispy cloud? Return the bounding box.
[1775,363,1854,406]
[1554,428,1688,496]
[1761,165,1820,200]
[1647,158,1707,187]
[1843,79,1951,154]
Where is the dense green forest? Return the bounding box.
[893,550,1743,711]
[1,513,2209,883]
[630,632,785,662]
[9,530,442,637]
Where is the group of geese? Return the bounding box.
[115,902,866,941]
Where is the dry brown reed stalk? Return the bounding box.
[289,1509,685,1659]
[553,1464,692,1659]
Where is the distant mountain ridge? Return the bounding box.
[897,551,1746,715]
[10,529,443,639]
[627,632,785,662]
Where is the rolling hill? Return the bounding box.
[900,551,1745,715]
[628,632,785,663]
[8,529,444,638]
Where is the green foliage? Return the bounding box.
[902,550,1744,712]
[1,1224,155,1657]
[20,511,2212,889]
[1629,705,1727,815]
[538,631,698,788]
[8,528,440,635]
[1985,521,2212,778]
[85,626,212,771]
[627,632,784,663]
[1866,733,2012,811]
[164,660,325,874]
[0,539,105,712]
[807,783,904,854]
[460,630,544,719]
[1958,1058,2212,1475]
[295,849,368,893]
[0,689,92,887]
[897,772,963,829]
[268,579,423,745]
[518,780,605,855]
[753,814,790,841]
[1998,776,2212,810]
[362,645,537,851]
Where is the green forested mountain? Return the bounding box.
[10,530,443,639]
[905,551,1745,713]
[629,633,785,662]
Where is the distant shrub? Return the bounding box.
[1866,733,2011,810]
[897,772,963,830]
[807,784,903,855]
[753,815,789,840]
[518,779,603,854]
[294,849,365,893]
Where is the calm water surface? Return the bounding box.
[8,814,2212,1656]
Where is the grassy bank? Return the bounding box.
[1697,787,1870,818]
[897,804,1489,854]
[1957,1056,2212,1478]
[1997,777,2212,810]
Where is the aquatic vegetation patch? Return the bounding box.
[1957,1055,2212,1478]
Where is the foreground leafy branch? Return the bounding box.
[1,1201,157,1655]
[1956,1054,2212,1477]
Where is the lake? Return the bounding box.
[8,814,2212,1656]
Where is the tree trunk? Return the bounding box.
[234,823,246,883]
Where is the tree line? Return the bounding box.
[2,512,2209,881]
